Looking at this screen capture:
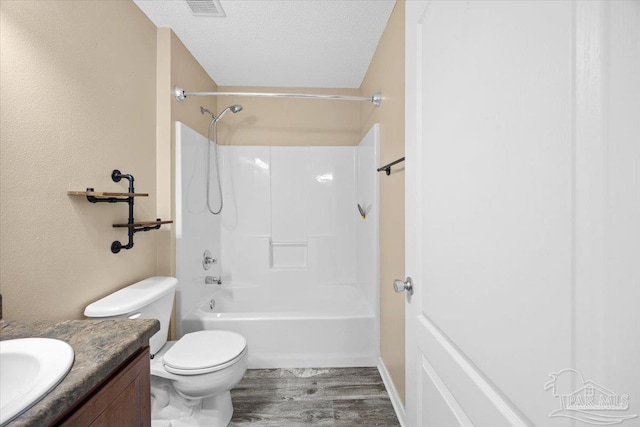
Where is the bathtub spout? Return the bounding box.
[205,276,222,285]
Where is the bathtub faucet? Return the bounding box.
[205,276,222,285]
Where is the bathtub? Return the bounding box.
[181,283,377,369]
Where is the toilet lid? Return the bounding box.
[163,331,246,375]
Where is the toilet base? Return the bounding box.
[152,379,234,427]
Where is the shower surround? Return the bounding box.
[176,122,379,368]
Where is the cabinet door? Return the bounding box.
[60,348,151,427]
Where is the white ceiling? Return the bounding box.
[133,0,396,88]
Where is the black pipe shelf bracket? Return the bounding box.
[377,157,405,176]
[67,169,173,254]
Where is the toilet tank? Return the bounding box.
[84,276,177,356]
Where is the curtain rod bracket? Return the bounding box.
[372,92,382,107]
[174,86,186,101]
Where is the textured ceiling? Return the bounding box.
[133,0,396,88]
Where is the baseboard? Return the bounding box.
[377,357,406,427]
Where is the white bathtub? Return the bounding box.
[181,284,377,369]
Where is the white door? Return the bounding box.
[405,1,640,426]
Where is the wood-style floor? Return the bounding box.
[229,368,400,426]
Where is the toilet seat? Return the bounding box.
[162,331,247,375]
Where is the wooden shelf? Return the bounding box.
[68,191,149,197]
[113,220,173,228]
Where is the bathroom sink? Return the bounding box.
[0,338,74,425]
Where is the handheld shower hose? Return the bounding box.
[203,105,243,215]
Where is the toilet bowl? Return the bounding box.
[150,332,247,426]
[84,277,247,427]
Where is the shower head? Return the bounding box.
[214,104,243,122]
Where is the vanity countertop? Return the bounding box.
[0,318,159,426]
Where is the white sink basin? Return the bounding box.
[0,338,74,425]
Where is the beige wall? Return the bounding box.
[0,1,158,320]
[217,87,360,146]
[155,29,218,280]
[360,1,406,403]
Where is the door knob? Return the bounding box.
[393,277,413,295]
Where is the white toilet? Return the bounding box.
[84,276,247,427]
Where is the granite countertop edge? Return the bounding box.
[0,318,160,427]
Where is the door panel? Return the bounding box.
[406,1,572,424]
[419,1,573,424]
[420,352,473,427]
[418,314,526,426]
[406,0,639,426]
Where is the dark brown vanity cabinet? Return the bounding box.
[59,348,151,427]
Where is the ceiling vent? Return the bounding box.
[185,0,226,17]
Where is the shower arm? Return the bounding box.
[174,87,382,107]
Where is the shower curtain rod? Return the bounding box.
[173,86,382,107]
